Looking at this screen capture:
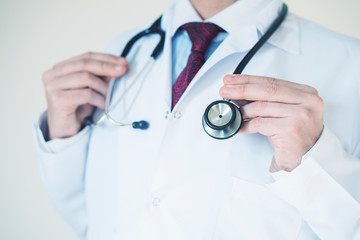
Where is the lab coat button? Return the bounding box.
[173,111,182,119]
[151,197,161,207]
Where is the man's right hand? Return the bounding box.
[42,52,129,140]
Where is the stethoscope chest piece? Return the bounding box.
[202,100,242,140]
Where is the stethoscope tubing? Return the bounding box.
[233,3,288,75]
[84,16,165,127]
[202,3,288,139]
[104,58,155,126]
[85,4,288,137]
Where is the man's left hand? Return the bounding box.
[220,75,324,172]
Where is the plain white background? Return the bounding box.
[0,0,359,239]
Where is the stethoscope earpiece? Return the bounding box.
[202,100,242,140]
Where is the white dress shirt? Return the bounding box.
[34,0,360,239]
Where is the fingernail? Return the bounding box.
[114,65,123,71]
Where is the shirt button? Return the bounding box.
[164,110,170,119]
[151,197,161,207]
[173,111,182,119]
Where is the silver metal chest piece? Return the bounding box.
[202,100,243,140]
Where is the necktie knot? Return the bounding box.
[181,22,225,52]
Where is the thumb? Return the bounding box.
[76,104,95,124]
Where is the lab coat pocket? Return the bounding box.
[213,177,302,240]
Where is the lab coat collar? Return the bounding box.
[165,0,300,55]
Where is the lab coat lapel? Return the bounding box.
[152,5,176,110]
[153,34,173,110]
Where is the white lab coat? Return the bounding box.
[34,0,360,239]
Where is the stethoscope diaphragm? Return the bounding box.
[202,100,243,140]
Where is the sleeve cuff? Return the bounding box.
[269,126,360,199]
[266,126,360,239]
[269,125,325,180]
[34,111,90,154]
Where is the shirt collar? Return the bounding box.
[162,0,300,55]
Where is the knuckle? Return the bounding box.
[83,51,93,59]
[314,95,324,108]
[264,79,277,96]
[42,70,51,82]
[239,74,250,84]
[251,117,263,130]
[303,84,319,95]
[50,91,62,103]
[265,76,276,85]
[108,54,119,62]
[237,84,247,96]
[78,59,88,69]
[80,72,92,81]
[299,107,312,121]
[88,76,99,88]
[44,82,53,93]
[277,162,292,172]
[254,101,267,112]
[307,94,324,108]
[101,61,111,71]
[289,121,302,135]
[309,86,319,95]
[83,89,94,100]
[276,161,285,170]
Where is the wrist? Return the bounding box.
[48,120,82,140]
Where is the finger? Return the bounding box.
[241,101,297,119]
[239,117,284,136]
[55,89,106,110]
[54,52,125,68]
[47,72,109,96]
[223,75,318,95]
[46,58,128,80]
[101,76,114,83]
[220,81,310,104]
[232,100,251,108]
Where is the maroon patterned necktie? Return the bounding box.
[172,22,225,109]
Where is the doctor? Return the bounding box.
[35,0,360,239]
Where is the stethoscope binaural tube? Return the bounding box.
[202,3,288,140]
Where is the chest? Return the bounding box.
[83,41,357,239]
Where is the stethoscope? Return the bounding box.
[84,3,288,140]
[83,16,165,130]
[203,3,288,139]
